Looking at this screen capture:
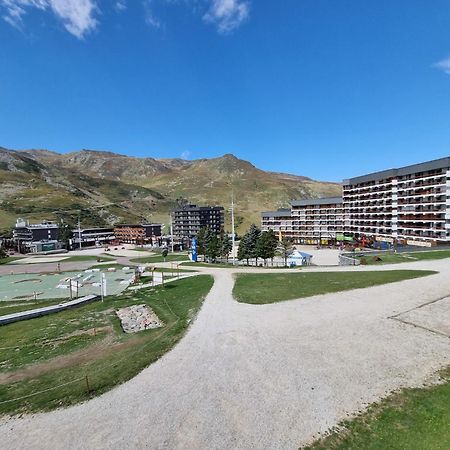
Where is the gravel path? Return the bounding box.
[1,260,450,449]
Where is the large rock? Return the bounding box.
[116,304,163,333]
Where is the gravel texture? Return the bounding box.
[1,259,450,449]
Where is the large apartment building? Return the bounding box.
[262,197,344,245]
[171,204,224,241]
[343,157,450,246]
[260,209,293,239]
[114,224,162,244]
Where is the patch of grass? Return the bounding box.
[0,257,23,265]
[130,253,190,264]
[305,367,450,450]
[358,250,450,265]
[0,275,213,415]
[233,270,437,304]
[89,263,127,270]
[62,254,115,263]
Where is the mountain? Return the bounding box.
[0,147,341,233]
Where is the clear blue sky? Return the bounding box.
[1,0,450,182]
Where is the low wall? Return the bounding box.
[0,294,99,326]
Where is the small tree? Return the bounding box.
[246,224,261,265]
[219,233,232,262]
[205,234,220,263]
[0,246,7,259]
[237,234,250,265]
[256,230,278,266]
[161,248,168,262]
[58,221,73,249]
[196,227,210,260]
[278,237,293,267]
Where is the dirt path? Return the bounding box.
[1,260,450,449]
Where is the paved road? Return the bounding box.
[1,260,450,449]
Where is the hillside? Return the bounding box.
[0,147,341,233]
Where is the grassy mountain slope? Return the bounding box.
[0,147,341,233]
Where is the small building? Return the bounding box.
[114,224,162,245]
[287,250,313,266]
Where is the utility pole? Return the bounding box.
[78,213,82,250]
[170,213,174,253]
[231,191,236,265]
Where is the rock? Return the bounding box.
[116,304,164,333]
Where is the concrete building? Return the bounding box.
[261,197,344,245]
[71,227,115,248]
[13,218,62,253]
[343,157,450,246]
[291,197,344,245]
[171,205,224,241]
[114,224,162,244]
[260,209,293,239]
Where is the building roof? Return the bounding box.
[261,209,292,218]
[115,223,162,228]
[343,156,450,185]
[171,204,224,213]
[291,196,343,207]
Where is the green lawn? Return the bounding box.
[0,257,23,265]
[305,367,450,450]
[181,261,237,268]
[89,263,126,270]
[61,254,115,263]
[233,270,436,304]
[130,254,190,264]
[359,250,450,265]
[3,254,114,265]
[0,275,213,415]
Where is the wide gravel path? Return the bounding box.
[1,260,450,449]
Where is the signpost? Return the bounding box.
[100,273,107,301]
[191,237,198,262]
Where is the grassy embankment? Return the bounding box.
[0,257,23,265]
[305,367,450,450]
[233,270,436,304]
[130,253,190,264]
[358,249,450,265]
[0,275,213,415]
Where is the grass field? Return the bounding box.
[359,250,450,265]
[233,270,436,304]
[130,254,190,264]
[0,257,23,265]
[305,367,450,450]
[0,275,213,415]
[181,261,237,268]
[62,254,115,263]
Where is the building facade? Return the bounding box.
[291,197,344,245]
[261,197,344,245]
[343,157,450,246]
[172,205,224,241]
[114,224,162,244]
[13,218,61,253]
[260,209,293,239]
[71,227,115,248]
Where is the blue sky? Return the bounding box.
[1,0,450,182]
